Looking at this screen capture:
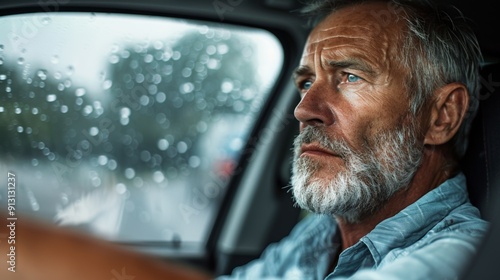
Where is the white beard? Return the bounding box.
[291,123,423,223]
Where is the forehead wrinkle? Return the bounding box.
[321,47,385,68]
[311,35,370,45]
[302,44,386,74]
[318,25,373,33]
[321,44,370,50]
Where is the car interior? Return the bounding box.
[0,0,498,279]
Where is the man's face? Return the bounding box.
[291,3,424,222]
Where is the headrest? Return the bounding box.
[461,62,500,220]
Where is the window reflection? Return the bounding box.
[0,13,283,243]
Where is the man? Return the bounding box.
[218,0,489,279]
[0,0,489,279]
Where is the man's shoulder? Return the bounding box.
[428,200,490,238]
[428,172,490,237]
[393,191,490,261]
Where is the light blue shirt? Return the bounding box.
[218,173,489,279]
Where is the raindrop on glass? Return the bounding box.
[140,95,149,106]
[189,156,201,168]
[157,139,169,151]
[37,70,48,80]
[135,73,145,83]
[182,67,192,78]
[124,168,135,179]
[144,54,154,63]
[75,88,86,97]
[91,177,101,187]
[207,58,220,69]
[67,66,74,76]
[120,117,129,126]
[89,127,99,136]
[51,55,59,64]
[206,45,216,55]
[172,51,181,60]
[102,80,112,90]
[153,171,165,183]
[98,155,108,165]
[27,190,40,211]
[140,150,151,162]
[47,153,56,161]
[196,121,208,133]
[221,80,234,93]
[177,141,188,154]
[41,16,52,24]
[218,43,229,54]
[120,107,131,118]
[60,193,69,205]
[60,105,68,113]
[180,82,194,94]
[108,159,117,170]
[233,100,245,112]
[156,92,166,103]
[115,183,127,195]
[109,54,120,64]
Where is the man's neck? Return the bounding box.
[335,145,458,250]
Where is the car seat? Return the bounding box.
[461,62,500,279]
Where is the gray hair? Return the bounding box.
[299,0,483,158]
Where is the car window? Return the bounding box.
[0,12,283,244]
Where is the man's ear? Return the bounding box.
[424,83,469,146]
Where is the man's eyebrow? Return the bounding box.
[293,65,313,80]
[328,59,376,76]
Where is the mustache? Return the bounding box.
[293,126,354,159]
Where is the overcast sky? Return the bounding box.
[0,12,283,95]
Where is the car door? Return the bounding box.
[0,0,309,276]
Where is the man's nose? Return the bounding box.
[294,81,335,127]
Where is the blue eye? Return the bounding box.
[347,73,360,83]
[302,81,313,90]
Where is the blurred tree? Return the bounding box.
[0,27,259,178]
[0,63,98,162]
[105,29,259,174]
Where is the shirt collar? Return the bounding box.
[361,172,469,265]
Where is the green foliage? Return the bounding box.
[0,30,258,175]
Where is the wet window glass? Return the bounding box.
[0,13,283,244]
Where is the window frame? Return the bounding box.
[0,0,309,273]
